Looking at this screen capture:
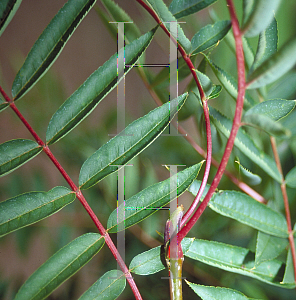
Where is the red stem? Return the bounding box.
[178,0,246,241]
[0,87,143,300]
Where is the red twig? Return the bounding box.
[270,136,296,284]
[178,0,246,240]
[0,87,143,300]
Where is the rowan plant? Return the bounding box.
[0,0,296,299]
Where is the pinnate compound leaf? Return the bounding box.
[169,0,218,19]
[11,0,97,101]
[285,166,296,188]
[186,282,258,300]
[79,93,187,189]
[191,20,231,55]
[0,0,22,37]
[14,233,104,300]
[107,163,203,233]
[146,0,191,53]
[0,139,42,177]
[78,270,126,300]
[249,18,278,73]
[209,190,288,238]
[129,238,193,275]
[242,0,281,38]
[244,99,296,121]
[46,29,156,145]
[184,239,293,288]
[255,231,288,267]
[209,106,282,182]
[0,186,75,238]
[247,38,296,89]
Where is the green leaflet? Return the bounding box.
[129,238,193,275]
[244,99,296,121]
[0,139,42,177]
[186,282,259,300]
[267,71,296,99]
[0,96,9,112]
[0,186,75,238]
[249,18,278,73]
[79,93,188,189]
[242,0,281,37]
[235,160,262,186]
[209,106,282,182]
[209,9,255,71]
[207,58,256,108]
[209,190,288,238]
[11,0,97,100]
[46,28,156,145]
[242,114,291,138]
[185,238,294,288]
[101,0,141,43]
[107,163,203,233]
[247,37,296,89]
[255,231,288,267]
[191,20,231,55]
[189,184,288,238]
[0,0,22,37]
[78,270,126,300]
[285,166,296,188]
[169,0,218,19]
[146,0,191,53]
[14,233,105,300]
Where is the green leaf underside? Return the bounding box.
[169,0,218,19]
[243,114,290,138]
[79,93,188,189]
[107,163,203,233]
[185,239,294,288]
[78,270,126,300]
[0,139,42,177]
[255,231,288,267]
[191,20,231,55]
[46,28,156,145]
[0,0,22,37]
[101,0,141,43]
[129,238,193,275]
[249,18,278,73]
[267,71,296,99]
[146,0,191,53]
[210,190,288,238]
[11,0,97,100]
[0,186,75,238]
[209,106,282,182]
[14,233,105,300]
[235,160,262,186]
[285,166,296,188]
[207,58,256,107]
[242,0,281,38]
[247,37,296,89]
[186,282,257,300]
[244,99,296,121]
